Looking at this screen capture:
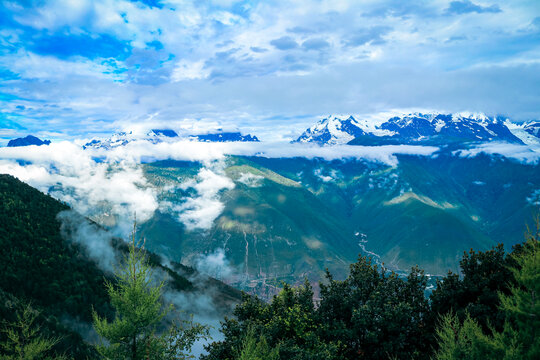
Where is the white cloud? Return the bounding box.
[0,139,440,234]
[0,142,158,232]
[1,51,125,80]
[171,60,210,82]
[237,172,264,187]
[456,142,540,164]
[173,163,235,230]
[527,189,540,206]
[194,248,234,279]
[2,0,540,140]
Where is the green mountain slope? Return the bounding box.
[27,151,537,300]
[244,153,539,273]
[140,158,360,297]
[0,174,242,358]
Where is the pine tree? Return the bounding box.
[498,223,540,359]
[92,226,207,360]
[235,327,279,360]
[434,220,540,360]
[0,303,67,360]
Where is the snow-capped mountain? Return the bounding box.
[83,132,133,150]
[297,113,533,146]
[295,115,368,145]
[7,135,51,147]
[524,121,540,137]
[83,129,259,149]
[503,120,540,146]
[148,129,179,138]
[190,132,259,142]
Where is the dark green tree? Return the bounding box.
[429,243,515,333]
[318,258,431,359]
[434,225,539,360]
[433,312,509,360]
[0,303,68,360]
[92,229,207,360]
[234,327,279,360]
[204,256,431,360]
[498,229,539,359]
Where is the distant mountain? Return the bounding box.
[83,130,259,149]
[191,132,259,142]
[7,135,51,147]
[148,129,179,137]
[295,115,368,145]
[524,121,540,137]
[83,131,132,150]
[131,153,539,300]
[297,113,530,146]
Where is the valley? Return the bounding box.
[125,150,540,298]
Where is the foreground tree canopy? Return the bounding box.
[203,223,539,360]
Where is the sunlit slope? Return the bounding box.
[140,158,360,292]
[247,153,539,274]
[139,153,538,280]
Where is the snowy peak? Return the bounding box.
[299,112,528,146]
[504,120,540,146]
[148,129,179,138]
[295,115,367,145]
[83,129,259,149]
[524,121,540,137]
[190,131,259,142]
[83,132,133,150]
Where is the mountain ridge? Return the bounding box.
[296,112,539,146]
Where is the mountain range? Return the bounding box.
[3,111,539,300]
[5,112,540,149]
[117,152,539,298]
[295,113,540,146]
[82,130,259,150]
[7,135,51,147]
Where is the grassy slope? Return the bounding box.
[247,154,539,274]
[141,158,361,296]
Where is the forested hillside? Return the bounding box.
[0,174,242,358]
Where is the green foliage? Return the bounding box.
[0,174,241,359]
[0,175,111,321]
[235,327,279,360]
[1,303,68,360]
[318,259,431,359]
[433,312,508,360]
[434,225,540,360]
[204,258,431,360]
[93,230,208,360]
[498,225,540,359]
[430,243,515,333]
[0,174,111,358]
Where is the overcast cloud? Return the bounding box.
[0,0,539,142]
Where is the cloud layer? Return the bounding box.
[1,0,539,142]
[0,139,440,233]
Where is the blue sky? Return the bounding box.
[0,0,539,141]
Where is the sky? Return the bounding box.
[0,0,539,142]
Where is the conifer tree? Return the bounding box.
[498,224,539,359]
[434,221,539,360]
[0,303,67,360]
[92,225,207,360]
